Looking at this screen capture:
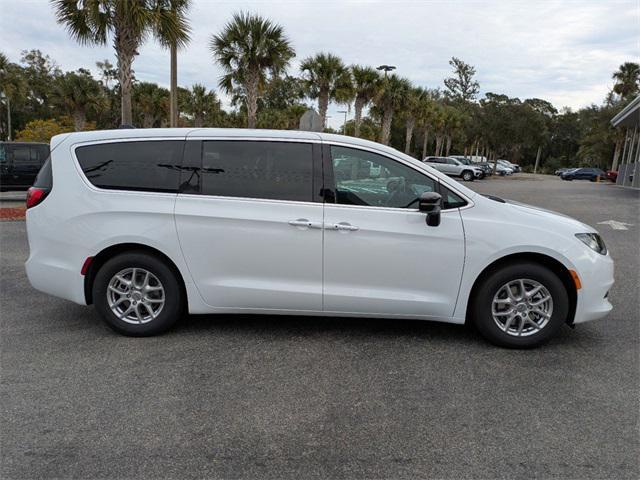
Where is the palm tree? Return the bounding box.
[53,69,104,130]
[133,82,169,128]
[184,84,219,127]
[300,53,352,128]
[417,92,438,159]
[400,87,426,154]
[52,0,191,126]
[0,53,26,140]
[612,62,640,101]
[351,65,380,137]
[158,0,192,128]
[373,74,411,145]
[211,12,295,129]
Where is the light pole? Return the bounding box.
[338,110,348,135]
[377,64,396,78]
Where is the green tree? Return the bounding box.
[350,65,380,137]
[300,53,352,129]
[612,62,640,101]
[15,117,75,142]
[52,69,104,130]
[400,86,426,154]
[211,12,295,129]
[96,59,118,89]
[0,53,27,140]
[444,57,480,103]
[161,0,191,127]
[183,83,219,127]
[373,74,411,145]
[133,81,169,128]
[52,0,191,126]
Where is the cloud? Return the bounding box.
[1,0,637,129]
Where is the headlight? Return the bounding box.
[575,233,607,255]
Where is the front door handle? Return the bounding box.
[332,222,359,231]
[288,218,323,229]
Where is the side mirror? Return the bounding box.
[418,192,442,227]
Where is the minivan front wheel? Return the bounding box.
[471,262,569,348]
[461,170,474,182]
[93,252,184,336]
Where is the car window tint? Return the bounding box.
[76,141,184,192]
[440,184,468,209]
[331,146,436,209]
[200,141,313,202]
[12,146,33,163]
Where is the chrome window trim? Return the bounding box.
[187,136,322,144]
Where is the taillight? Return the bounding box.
[26,187,49,209]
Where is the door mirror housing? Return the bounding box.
[418,192,442,227]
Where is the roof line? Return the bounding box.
[611,95,640,127]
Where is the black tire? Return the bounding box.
[92,251,184,336]
[461,170,474,182]
[471,262,569,348]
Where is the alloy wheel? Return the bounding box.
[491,278,553,337]
[106,268,165,324]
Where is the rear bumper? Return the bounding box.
[25,254,87,305]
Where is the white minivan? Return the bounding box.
[25,129,614,347]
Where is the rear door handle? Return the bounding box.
[332,222,359,231]
[288,218,323,229]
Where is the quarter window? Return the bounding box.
[200,141,313,202]
[331,146,437,208]
[76,141,184,192]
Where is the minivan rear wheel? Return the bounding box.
[93,252,184,336]
[471,262,569,348]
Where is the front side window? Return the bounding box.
[330,146,437,209]
[76,141,184,192]
[200,141,313,202]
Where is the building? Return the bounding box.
[611,95,640,188]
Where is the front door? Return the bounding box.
[175,139,323,312]
[323,145,466,318]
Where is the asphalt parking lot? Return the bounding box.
[1,174,639,479]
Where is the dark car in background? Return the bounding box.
[560,167,606,181]
[0,142,50,191]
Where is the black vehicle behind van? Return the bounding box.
[0,142,50,191]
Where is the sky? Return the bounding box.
[1,0,639,129]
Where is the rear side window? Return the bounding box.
[76,141,184,192]
[33,156,53,189]
[200,141,313,202]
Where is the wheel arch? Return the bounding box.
[465,252,577,325]
[83,243,188,307]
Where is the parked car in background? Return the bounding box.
[496,159,520,172]
[488,161,514,176]
[449,156,492,177]
[0,142,50,191]
[606,170,618,182]
[25,128,614,348]
[560,167,606,181]
[450,157,485,179]
[423,156,483,181]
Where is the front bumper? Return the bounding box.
[573,251,614,324]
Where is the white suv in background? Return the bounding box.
[25,129,614,348]
[422,156,484,181]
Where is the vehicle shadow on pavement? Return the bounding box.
[168,312,593,350]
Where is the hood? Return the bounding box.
[499,197,596,233]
